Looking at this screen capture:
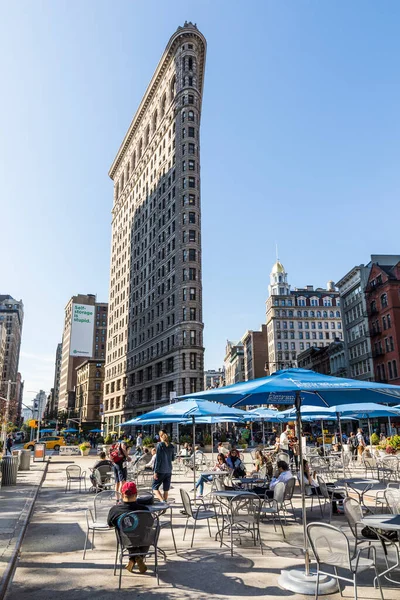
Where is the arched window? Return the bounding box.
[297,311,302,317]
[170,75,176,100]
[310,311,315,317]
[329,311,334,318]
[152,110,158,133]
[131,151,136,171]
[138,138,143,159]
[120,172,124,190]
[323,311,328,318]
[182,111,186,122]
[304,311,308,317]
[188,110,194,122]
[317,311,321,317]
[161,93,167,117]
[188,56,193,70]
[370,300,376,313]
[335,311,340,318]
[381,293,388,308]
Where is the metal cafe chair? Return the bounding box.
[65,465,87,493]
[83,490,121,559]
[307,522,383,600]
[114,511,160,589]
[180,488,219,548]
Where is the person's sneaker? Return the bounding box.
[125,559,135,573]
[196,494,203,499]
[136,557,147,574]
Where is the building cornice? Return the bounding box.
[109,24,207,180]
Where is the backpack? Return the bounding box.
[351,436,359,448]
[110,443,124,464]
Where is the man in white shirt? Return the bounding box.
[356,428,366,460]
[279,426,291,452]
[252,460,293,499]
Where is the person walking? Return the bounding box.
[135,432,143,457]
[347,432,358,458]
[279,426,291,453]
[152,430,175,502]
[356,428,366,460]
[110,437,131,494]
[5,434,13,455]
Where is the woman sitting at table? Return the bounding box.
[178,443,190,457]
[195,453,229,498]
[301,459,343,514]
[250,450,266,476]
[226,448,246,478]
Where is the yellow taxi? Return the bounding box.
[24,436,66,451]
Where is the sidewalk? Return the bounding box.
[0,459,47,598]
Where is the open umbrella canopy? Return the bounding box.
[180,368,400,408]
[279,402,400,420]
[89,428,103,433]
[39,429,54,433]
[122,399,248,426]
[62,428,78,433]
[245,407,284,423]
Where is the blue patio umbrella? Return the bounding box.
[89,428,103,433]
[123,399,248,498]
[180,368,400,593]
[39,428,54,433]
[62,428,78,433]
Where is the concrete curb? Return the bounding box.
[0,459,50,600]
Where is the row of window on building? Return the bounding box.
[274,310,340,318]
[276,320,341,330]
[273,297,340,307]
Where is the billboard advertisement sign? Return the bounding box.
[69,303,95,357]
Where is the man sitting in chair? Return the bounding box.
[89,452,113,488]
[107,481,150,574]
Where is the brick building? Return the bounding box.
[75,359,105,427]
[366,260,400,384]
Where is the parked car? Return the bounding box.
[14,432,25,443]
[24,436,66,451]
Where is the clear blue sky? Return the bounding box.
[1,1,399,403]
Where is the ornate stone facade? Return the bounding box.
[104,24,206,433]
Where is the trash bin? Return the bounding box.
[19,449,31,471]
[1,455,19,485]
[12,449,21,467]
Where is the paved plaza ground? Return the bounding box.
[2,451,400,599]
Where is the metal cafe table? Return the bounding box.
[362,514,400,586]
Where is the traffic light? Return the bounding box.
[28,419,38,428]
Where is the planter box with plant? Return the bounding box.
[79,442,91,456]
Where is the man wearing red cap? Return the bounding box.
[107,481,149,574]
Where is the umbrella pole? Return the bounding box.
[212,423,214,465]
[192,416,196,502]
[296,391,309,574]
[388,416,392,437]
[262,419,265,447]
[337,412,345,477]
[368,418,372,448]
[321,420,326,456]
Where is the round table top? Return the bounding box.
[211,490,257,498]
[336,478,380,487]
[362,514,400,531]
[148,502,170,513]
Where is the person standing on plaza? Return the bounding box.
[347,431,358,458]
[279,425,291,454]
[5,434,13,455]
[152,430,175,502]
[356,428,366,460]
[110,437,131,494]
[135,432,143,456]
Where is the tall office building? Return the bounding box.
[58,295,108,414]
[265,260,343,373]
[46,342,62,417]
[0,295,24,385]
[104,23,206,434]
